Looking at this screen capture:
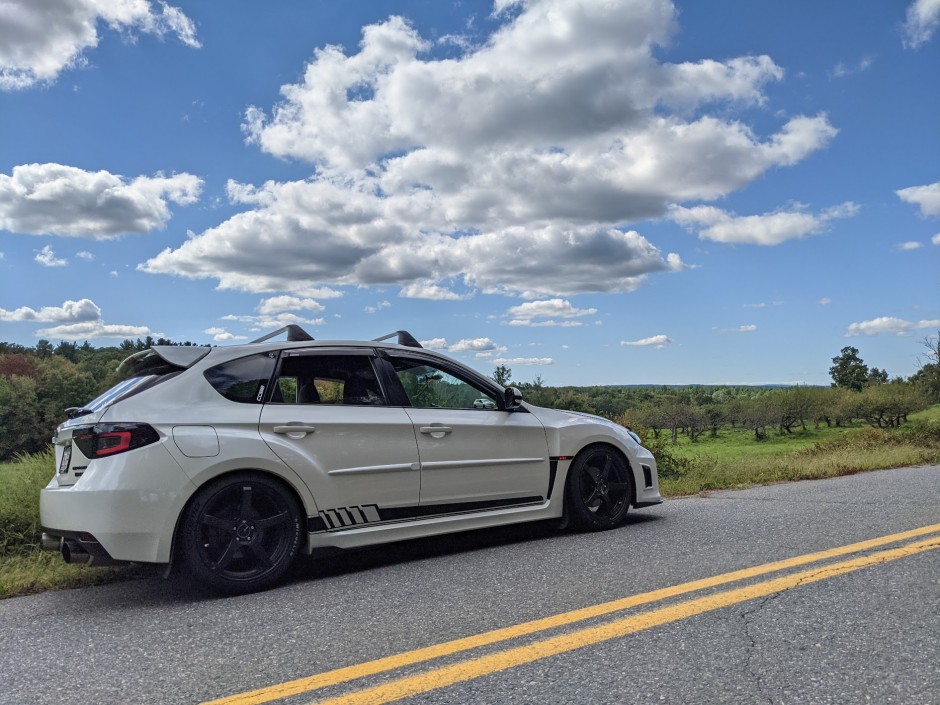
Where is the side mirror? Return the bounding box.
[503,386,524,411]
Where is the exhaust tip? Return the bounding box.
[61,540,92,565]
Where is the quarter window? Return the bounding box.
[204,353,277,404]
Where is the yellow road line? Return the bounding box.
[203,523,940,705]
[313,536,940,705]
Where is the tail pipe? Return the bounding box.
[61,539,92,565]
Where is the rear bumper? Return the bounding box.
[39,443,195,564]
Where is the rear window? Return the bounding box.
[204,353,278,404]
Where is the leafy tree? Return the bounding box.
[910,330,940,403]
[829,346,869,392]
[866,367,889,385]
[34,339,54,360]
[492,364,512,386]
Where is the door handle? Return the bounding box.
[273,425,317,437]
[420,425,453,435]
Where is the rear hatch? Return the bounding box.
[52,346,211,486]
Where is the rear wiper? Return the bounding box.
[65,407,94,419]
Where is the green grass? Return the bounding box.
[0,450,146,598]
[658,406,940,496]
[2,406,939,599]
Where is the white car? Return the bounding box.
[41,327,662,593]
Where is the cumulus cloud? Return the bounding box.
[34,245,67,267]
[221,312,326,331]
[506,298,597,327]
[257,296,326,315]
[0,0,199,90]
[204,327,247,343]
[419,337,448,349]
[670,201,858,245]
[621,335,672,347]
[903,0,940,48]
[141,0,833,298]
[0,297,161,340]
[896,181,940,217]
[846,316,940,336]
[0,298,101,323]
[896,241,923,251]
[0,163,202,238]
[449,337,500,353]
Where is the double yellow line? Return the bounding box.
[204,522,940,705]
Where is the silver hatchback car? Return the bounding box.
[41,327,662,593]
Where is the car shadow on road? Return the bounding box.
[286,511,661,584]
[31,513,661,608]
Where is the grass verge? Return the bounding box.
[2,408,939,599]
[0,450,147,599]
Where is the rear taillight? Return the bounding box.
[73,423,159,459]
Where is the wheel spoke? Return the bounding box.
[247,541,274,570]
[212,537,239,572]
[239,485,254,518]
[201,513,235,532]
[254,510,289,530]
[598,456,612,481]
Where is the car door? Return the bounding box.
[259,349,420,529]
[383,353,550,507]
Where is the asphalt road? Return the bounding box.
[2,465,938,705]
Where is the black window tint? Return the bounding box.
[273,354,385,406]
[204,353,277,404]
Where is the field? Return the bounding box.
[2,406,939,599]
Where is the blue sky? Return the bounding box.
[1,0,938,386]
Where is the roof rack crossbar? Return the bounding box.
[250,324,315,344]
[373,330,423,348]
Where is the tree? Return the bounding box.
[492,364,512,386]
[910,330,940,403]
[829,346,869,392]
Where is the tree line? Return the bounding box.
[0,334,938,461]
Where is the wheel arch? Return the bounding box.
[168,467,315,575]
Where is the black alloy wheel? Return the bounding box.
[181,473,302,593]
[565,445,632,531]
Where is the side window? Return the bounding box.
[271,354,385,406]
[204,353,277,404]
[390,358,497,410]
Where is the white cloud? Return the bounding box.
[714,324,758,333]
[670,201,858,246]
[0,163,202,238]
[897,241,923,251]
[0,297,162,340]
[903,0,940,48]
[364,300,391,314]
[932,233,940,245]
[0,0,199,90]
[505,298,597,327]
[399,281,472,300]
[76,251,94,260]
[0,298,101,323]
[493,357,554,366]
[621,335,672,348]
[141,0,832,298]
[204,327,247,343]
[449,337,499,353]
[257,296,326,315]
[846,316,940,336]
[221,312,325,330]
[419,337,448,350]
[34,245,67,267]
[896,181,940,217]
[36,321,161,341]
[818,297,832,305]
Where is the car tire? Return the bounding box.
[180,472,303,594]
[564,444,632,531]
